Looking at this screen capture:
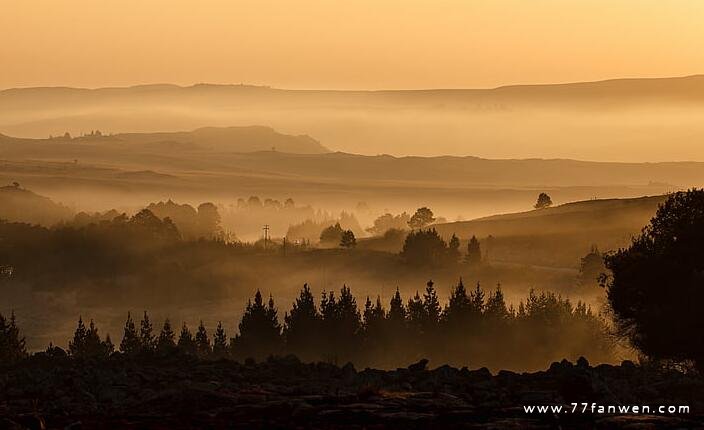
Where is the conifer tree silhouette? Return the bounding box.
[177,322,197,355]
[195,320,211,356]
[119,312,140,355]
[139,311,155,353]
[68,316,88,357]
[156,318,176,354]
[233,290,282,360]
[213,321,228,357]
[284,284,321,360]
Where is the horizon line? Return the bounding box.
[2,73,704,93]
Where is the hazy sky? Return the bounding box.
[3,0,704,90]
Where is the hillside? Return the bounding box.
[3,75,704,160]
[0,184,73,226]
[432,195,667,268]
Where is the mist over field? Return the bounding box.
[2,76,704,372]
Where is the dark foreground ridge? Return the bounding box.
[1,355,703,429]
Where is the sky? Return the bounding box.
[2,0,704,90]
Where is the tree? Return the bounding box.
[465,235,482,266]
[422,280,442,330]
[366,212,411,235]
[0,312,27,364]
[284,284,321,360]
[195,320,211,356]
[408,207,435,230]
[603,189,704,370]
[233,290,282,360]
[340,230,356,248]
[400,228,449,267]
[448,234,461,263]
[579,245,606,286]
[319,223,344,246]
[156,319,176,354]
[213,321,228,357]
[197,202,223,240]
[119,312,140,355]
[534,192,553,209]
[139,311,155,353]
[388,288,407,324]
[68,316,88,357]
[177,322,197,355]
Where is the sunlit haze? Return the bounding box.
[3,0,704,90]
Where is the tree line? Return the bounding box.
[11,279,613,370]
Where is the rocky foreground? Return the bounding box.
[1,355,703,429]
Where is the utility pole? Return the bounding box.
[263,224,270,250]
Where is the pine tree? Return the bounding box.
[0,312,27,364]
[388,288,406,323]
[213,321,228,357]
[485,284,510,322]
[470,282,485,314]
[156,318,176,354]
[448,234,461,263]
[139,311,155,353]
[422,280,442,329]
[340,230,357,248]
[104,334,115,356]
[233,290,282,360]
[195,320,211,356]
[444,278,472,324]
[466,235,482,266]
[84,319,106,358]
[283,284,321,359]
[69,316,88,357]
[119,312,140,355]
[177,322,196,355]
[406,291,426,333]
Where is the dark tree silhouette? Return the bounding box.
[422,280,442,331]
[177,322,197,355]
[320,285,362,363]
[400,228,449,266]
[340,230,356,248]
[284,284,321,360]
[534,192,553,209]
[408,207,435,230]
[603,189,704,370]
[213,321,228,357]
[579,245,606,286]
[68,316,87,357]
[0,312,27,364]
[232,290,282,360]
[388,288,407,324]
[195,320,211,356]
[156,319,176,354]
[466,235,482,266]
[448,234,461,263]
[366,212,410,235]
[119,312,140,355]
[139,311,155,353]
[320,222,344,246]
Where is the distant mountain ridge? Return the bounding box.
[0,126,329,155]
[3,75,704,160]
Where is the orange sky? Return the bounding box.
[3,0,704,90]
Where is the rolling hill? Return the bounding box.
[3,75,704,160]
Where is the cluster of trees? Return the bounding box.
[55,280,612,370]
[286,212,364,245]
[0,210,250,302]
[319,223,356,248]
[146,200,225,240]
[366,212,411,235]
[603,189,704,371]
[0,312,27,365]
[401,229,482,267]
